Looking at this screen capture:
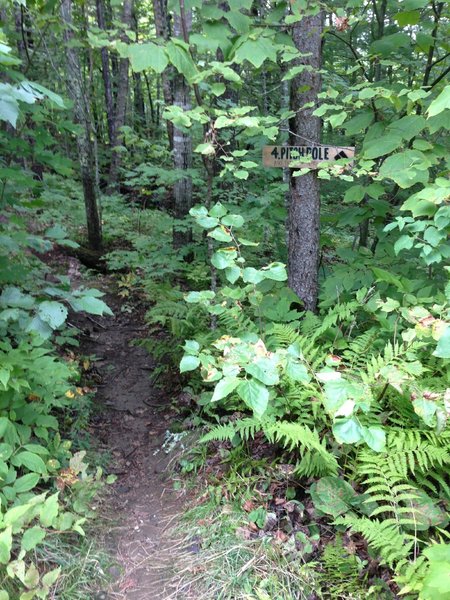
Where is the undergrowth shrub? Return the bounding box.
[177,202,450,598]
[0,209,112,598]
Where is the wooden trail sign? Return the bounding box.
[263,145,355,169]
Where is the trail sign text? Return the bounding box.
[263,145,355,169]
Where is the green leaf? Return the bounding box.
[394,10,420,26]
[310,477,356,517]
[332,418,363,445]
[344,111,374,135]
[166,41,198,83]
[127,42,168,73]
[361,426,386,452]
[211,377,240,402]
[262,262,288,281]
[434,326,450,359]
[245,357,279,386]
[379,150,429,188]
[13,451,47,474]
[242,267,265,284]
[225,266,241,284]
[344,185,365,204]
[37,301,68,329]
[394,235,414,255]
[13,473,40,493]
[237,379,269,418]
[180,355,200,373]
[285,360,310,383]
[21,526,46,552]
[0,527,12,564]
[70,295,113,316]
[39,493,59,527]
[412,397,437,426]
[427,85,450,117]
[209,202,227,218]
[0,444,12,461]
[221,214,244,228]
[42,566,61,588]
[211,249,237,270]
[234,170,248,180]
[363,133,402,159]
[208,227,231,242]
[233,36,277,68]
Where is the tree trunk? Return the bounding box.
[172,7,193,248]
[61,0,102,251]
[288,10,323,312]
[152,0,173,150]
[96,0,115,146]
[107,0,132,192]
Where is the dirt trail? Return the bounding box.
[73,278,185,599]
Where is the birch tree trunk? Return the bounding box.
[172,7,193,248]
[288,9,323,312]
[61,0,102,250]
[107,0,132,192]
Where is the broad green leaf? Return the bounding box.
[180,355,200,373]
[237,379,269,418]
[13,473,40,493]
[394,235,414,255]
[242,267,265,284]
[0,444,12,461]
[211,249,237,270]
[233,36,277,68]
[245,357,279,386]
[262,262,288,281]
[379,150,429,188]
[127,42,168,73]
[285,359,310,383]
[21,526,46,552]
[39,493,59,527]
[387,114,426,141]
[13,451,47,474]
[394,10,420,26]
[0,527,12,564]
[412,397,437,426]
[211,377,240,402]
[434,326,450,359]
[221,214,244,228]
[363,133,402,159]
[344,111,374,135]
[361,426,386,452]
[37,301,68,329]
[209,203,227,218]
[344,185,365,203]
[42,567,61,588]
[332,418,363,445]
[166,41,198,83]
[310,477,356,517]
[225,265,241,284]
[427,85,450,117]
[69,295,113,316]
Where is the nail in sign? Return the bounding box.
[263,145,355,168]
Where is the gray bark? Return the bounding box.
[152,0,173,149]
[108,0,132,192]
[61,0,102,250]
[172,7,193,248]
[288,10,324,312]
[96,0,115,145]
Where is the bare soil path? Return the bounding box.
[72,277,185,599]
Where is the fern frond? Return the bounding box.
[336,515,413,567]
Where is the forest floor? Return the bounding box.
[69,269,190,599]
